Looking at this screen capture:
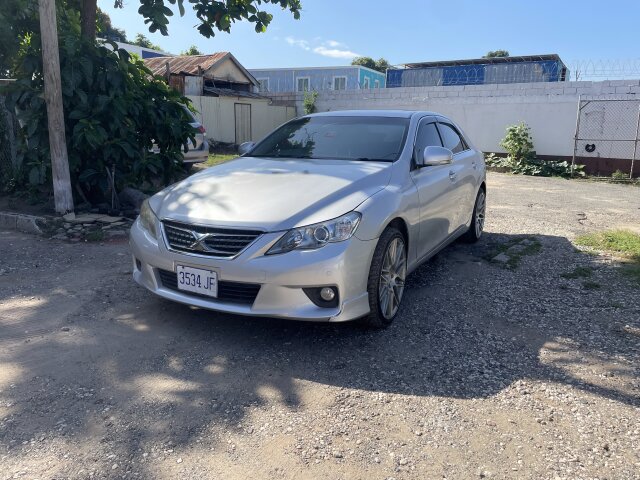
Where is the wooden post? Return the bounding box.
[38,0,74,214]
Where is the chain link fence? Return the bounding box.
[572,99,640,178]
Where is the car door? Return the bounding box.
[410,117,460,261]
[436,120,477,229]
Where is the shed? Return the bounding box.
[144,52,260,96]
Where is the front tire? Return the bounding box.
[462,188,486,243]
[362,227,407,328]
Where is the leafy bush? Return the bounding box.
[303,90,318,115]
[611,169,629,182]
[486,122,585,178]
[4,35,195,202]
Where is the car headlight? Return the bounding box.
[139,199,158,240]
[267,212,361,255]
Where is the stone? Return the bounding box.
[69,215,96,224]
[97,216,124,224]
[492,253,510,263]
[62,212,76,222]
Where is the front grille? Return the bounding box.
[158,269,261,305]
[162,220,262,258]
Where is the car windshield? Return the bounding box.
[250,116,410,161]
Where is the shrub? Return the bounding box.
[4,35,196,203]
[487,122,585,178]
[303,90,318,115]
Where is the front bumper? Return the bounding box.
[129,218,375,321]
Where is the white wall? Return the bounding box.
[187,95,296,144]
[270,80,640,157]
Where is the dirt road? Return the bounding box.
[1,173,639,479]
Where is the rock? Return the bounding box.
[97,216,124,224]
[492,253,510,263]
[106,230,127,238]
[119,187,149,210]
[62,212,76,222]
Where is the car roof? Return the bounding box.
[307,110,439,119]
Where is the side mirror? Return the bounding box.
[238,141,255,156]
[420,146,453,167]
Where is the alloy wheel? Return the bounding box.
[378,237,407,320]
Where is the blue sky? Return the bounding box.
[98,0,639,69]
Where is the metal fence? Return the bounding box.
[572,98,640,178]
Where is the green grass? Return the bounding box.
[206,153,237,167]
[582,280,601,290]
[485,236,542,269]
[575,230,640,262]
[560,266,593,279]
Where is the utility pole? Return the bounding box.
[38,0,74,214]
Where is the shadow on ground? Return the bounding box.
[0,230,638,476]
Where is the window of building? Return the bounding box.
[363,77,370,89]
[333,76,347,90]
[257,78,269,93]
[374,79,380,89]
[296,77,310,92]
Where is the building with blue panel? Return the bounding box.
[247,66,386,93]
[387,54,568,88]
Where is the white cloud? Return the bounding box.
[325,40,346,48]
[284,36,361,59]
[285,36,310,51]
[313,46,360,59]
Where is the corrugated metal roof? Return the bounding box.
[404,54,565,69]
[144,52,230,76]
[203,86,270,100]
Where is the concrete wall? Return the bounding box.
[269,80,640,161]
[187,95,296,144]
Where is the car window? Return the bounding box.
[437,123,465,154]
[414,121,442,163]
[250,116,410,162]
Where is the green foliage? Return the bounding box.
[484,50,509,58]
[351,56,390,73]
[485,122,585,178]
[575,230,640,262]
[560,266,593,279]
[127,0,302,37]
[303,90,318,115]
[181,45,203,55]
[97,7,127,42]
[5,35,196,201]
[500,122,534,163]
[132,33,162,51]
[611,169,629,182]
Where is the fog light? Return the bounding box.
[320,287,336,301]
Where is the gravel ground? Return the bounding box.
[1,172,639,480]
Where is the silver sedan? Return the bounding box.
[129,110,486,327]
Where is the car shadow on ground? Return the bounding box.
[0,230,638,473]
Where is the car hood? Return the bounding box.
[151,156,392,231]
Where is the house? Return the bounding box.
[143,53,294,145]
[387,54,568,88]
[144,52,261,97]
[247,66,387,93]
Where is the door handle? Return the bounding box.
[449,170,457,181]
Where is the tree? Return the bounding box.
[351,56,390,73]
[181,45,203,55]
[96,7,127,42]
[132,33,162,51]
[484,50,509,58]
[78,0,301,42]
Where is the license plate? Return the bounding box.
[176,265,218,298]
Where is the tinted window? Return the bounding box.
[414,121,442,161]
[250,116,410,162]
[438,123,465,154]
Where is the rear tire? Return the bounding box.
[462,188,486,243]
[361,227,407,329]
